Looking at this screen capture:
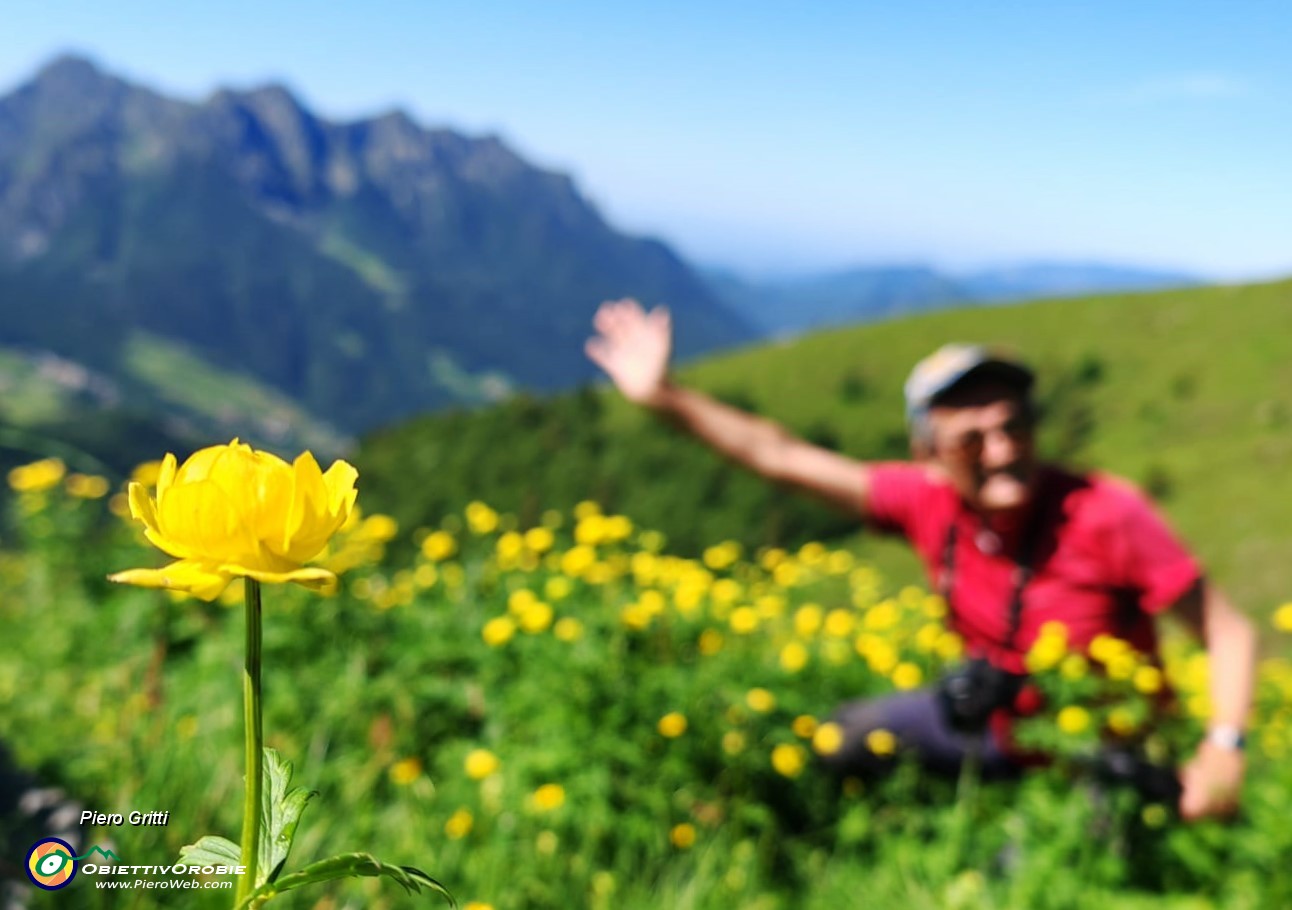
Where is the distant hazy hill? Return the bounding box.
[707,262,1198,335]
[0,55,754,467]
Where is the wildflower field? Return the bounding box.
[3,457,1292,909]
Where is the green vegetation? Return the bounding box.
[3,481,1291,909]
[358,278,1292,618]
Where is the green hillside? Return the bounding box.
[357,277,1292,617]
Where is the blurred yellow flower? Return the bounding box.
[109,441,357,601]
[1057,706,1091,735]
[65,473,110,499]
[722,731,746,755]
[771,743,807,778]
[891,662,923,690]
[824,608,856,638]
[729,606,759,634]
[561,545,596,577]
[464,902,494,910]
[1274,603,1292,632]
[545,576,573,601]
[813,721,844,756]
[7,457,66,493]
[553,617,584,642]
[574,500,601,519]
[466,501,499,534]
[519,601,554,633]
[791,715,818,739]
[444,808,473,839]
[464,748,500,780]
[1107,707,1139,736]
[745,688,777,713]
[658,712,688,738]
[421,530,457,561]
[1133,666,1164,694]
[1025,624,1068,672]
[1060,654,1089,680]
[670,823,697,849]
[865,729,897,756]
[780,641,809,673]
[524,526,555,553]
[482,616,517,647]
[531,783,566,812]
[698,629,724,655]
[389,757,423,786]
[794,604,824,637]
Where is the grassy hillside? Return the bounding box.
[358,278,1292,617]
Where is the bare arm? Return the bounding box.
[1168,579,1257,820]
[585,299,872,515]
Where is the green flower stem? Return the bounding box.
[236,579,264,905]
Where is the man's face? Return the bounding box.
[926,380,1037,512]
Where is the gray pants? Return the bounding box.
[819,688,1022,780]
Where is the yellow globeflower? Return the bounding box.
[658,712,688,738]
[722,731,746,755]
[7,457,66,493]
[670,823,697,849]
[444,808,473,839]
[771,743,807,778]
[794,604,824,637]
[421,530,457,561]
[482,616,517,647]
[1133,666,1164,694]
[389,757,423,785]
[891,662,923,690]
[780,641,809,673]
[1056,706,1091,735]
[65,473,110,499]
[813,721,844,755]
[464,748,500,780]
[519,601,554,634]
[109,441,357,601]
[524,526,555,553]
[531,783,566,812]
[865,729,897,756]
[729,606,759,634]
[465,501,499,534]
[791,715,819,739]
[745,688,777,713]
[553,617,584,641]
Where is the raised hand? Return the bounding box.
[585,298,673,407]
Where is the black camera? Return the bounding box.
[936,658,1026,734]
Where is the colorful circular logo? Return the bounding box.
[26,837,78,890]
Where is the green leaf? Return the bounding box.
[177,835,241,867]
[238,852,454,909]
[258,747,318,886]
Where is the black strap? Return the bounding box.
[938,477,1051,651]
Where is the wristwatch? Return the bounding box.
[1206,724,1247,751]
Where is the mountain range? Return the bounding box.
[705,262,1197,336]
[0,54,753,467]
[0,54,1210,474]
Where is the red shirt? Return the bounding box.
[866,462,1202,672]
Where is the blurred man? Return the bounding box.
[586,298,1255,820]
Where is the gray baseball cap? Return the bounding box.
[904,343,1035,425]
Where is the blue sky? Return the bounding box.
[3,1,1289,280]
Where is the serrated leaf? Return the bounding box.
[239,852,454,909]
[178,835,241,867]
[257,747,318,886]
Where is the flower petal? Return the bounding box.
[109,560,233,601]
[158,479,264,566]
[127,482,161,536]
[229,564,339,595]
[321,459,359,518]
[155,452,178,501]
